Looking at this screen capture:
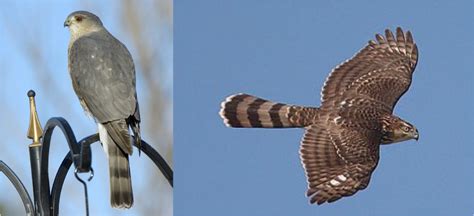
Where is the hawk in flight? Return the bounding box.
[220,27,419,204]
[65,11,141,209]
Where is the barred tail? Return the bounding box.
[108,143,134,209]
[219,93,318,128]
[98,123,134,209]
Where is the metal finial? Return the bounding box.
[27,90,43,146]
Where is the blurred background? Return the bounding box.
[0,0,172,215]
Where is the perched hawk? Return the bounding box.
[65,11,141,209]
[220,27,419,204]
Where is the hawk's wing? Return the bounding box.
[320,27,418,111]
[68,32,137,123]
[300,119,381,204]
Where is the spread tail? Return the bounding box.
[219,93,318,128]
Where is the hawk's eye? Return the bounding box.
[402,126,410,132]
[75,15,84,22]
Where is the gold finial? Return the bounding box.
[27,90,43,146]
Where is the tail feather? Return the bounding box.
[219,93,317,128]
[108,142,134,208]
[103,120,132,155]
[99,122,134,209]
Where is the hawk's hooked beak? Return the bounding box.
[64,20,70,27]
[413,128,419,141]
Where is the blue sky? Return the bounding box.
[0,1,172,215]
[175,0,474,215]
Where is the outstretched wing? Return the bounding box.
[300,120,380,204]
[321,27,418,111]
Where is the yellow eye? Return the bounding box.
[402,126,410,132]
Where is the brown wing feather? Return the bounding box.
[300,120,380,204]
[321,27,418,110]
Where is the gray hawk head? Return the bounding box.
[64,11,104,37]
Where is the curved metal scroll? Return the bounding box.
[39,117,173,216]
[37,117,90,215]
[0,160,34,215]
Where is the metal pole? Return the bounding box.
[29,145,42,215]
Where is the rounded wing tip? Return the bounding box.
[375,33,384,41]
